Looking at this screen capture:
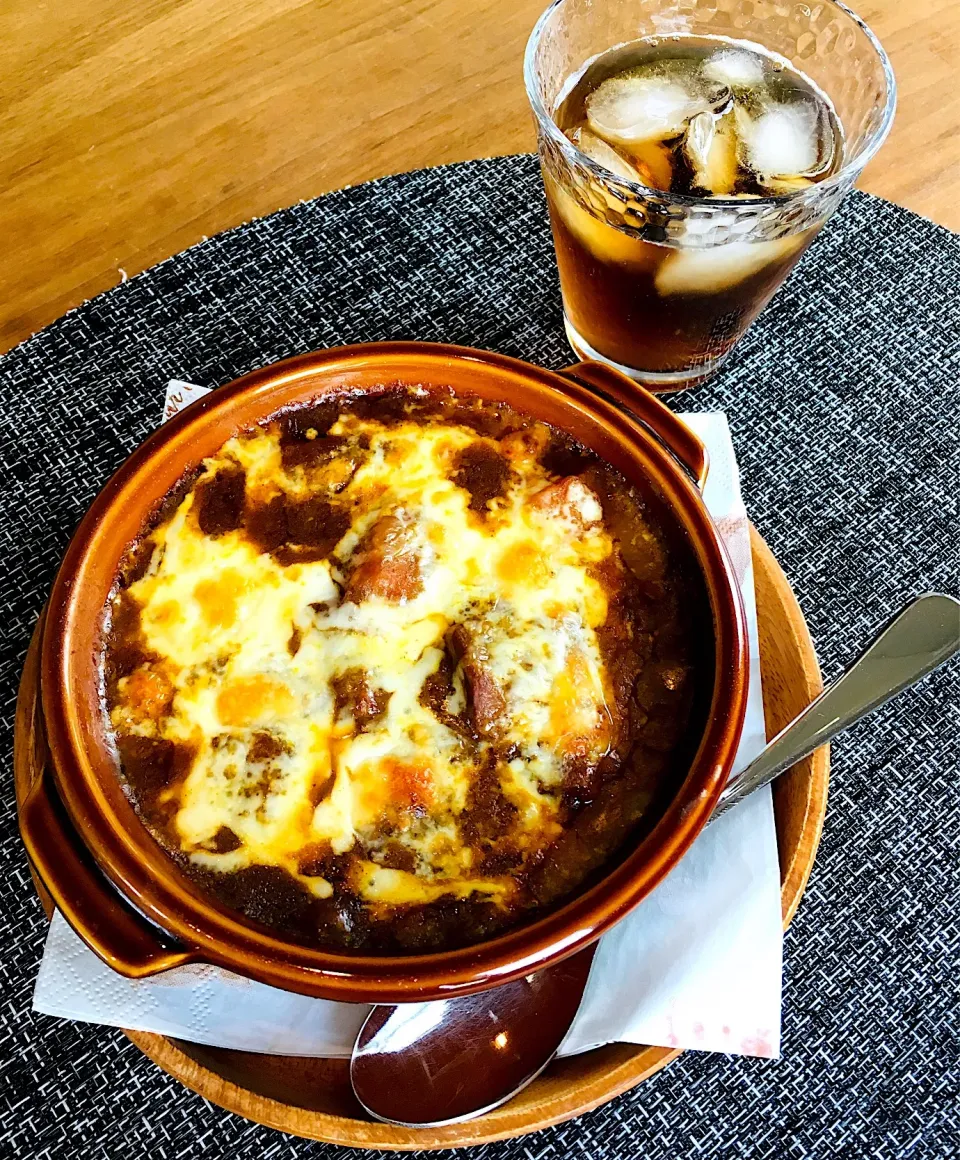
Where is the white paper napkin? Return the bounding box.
[33,383,781,1059]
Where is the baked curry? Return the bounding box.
[102,387,704,952]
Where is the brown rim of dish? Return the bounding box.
[37,343,748,1002]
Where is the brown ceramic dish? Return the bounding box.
[20,343,748,1003]
[15,528,828,1150]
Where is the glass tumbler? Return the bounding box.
[524,0,896,390]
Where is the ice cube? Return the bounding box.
[576,128,674,192]
[574,128,645,183]
[702,48,765,90]
[546,177,660,269]
[684,111,715,172]
[766,175,815,196]
[655,234,805,296]
[586,72,704,146]
[737,100,834,180]
[624,139,674,192]
[684,109,739,196]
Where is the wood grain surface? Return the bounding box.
[14,527,829,1149]
[1,0,956,355]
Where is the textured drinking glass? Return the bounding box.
[524,0,896,390]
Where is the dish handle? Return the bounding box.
[20,765,196,978]
[561,361,709,490]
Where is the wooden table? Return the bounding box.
[2,0,956,354]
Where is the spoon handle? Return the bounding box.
[713,592,960,820]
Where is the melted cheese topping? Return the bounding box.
[108,406,622,914]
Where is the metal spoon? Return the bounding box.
[351,592,960,1128]
[714,591,960,819]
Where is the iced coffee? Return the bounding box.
[542,36,843,387]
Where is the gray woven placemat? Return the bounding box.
[1,155,958,1160]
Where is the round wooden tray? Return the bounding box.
[15,526,828,1151]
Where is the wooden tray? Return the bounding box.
[15,525,828,1151]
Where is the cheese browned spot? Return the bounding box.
[104,389,699,952]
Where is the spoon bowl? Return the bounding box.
[350,947,596,1127]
